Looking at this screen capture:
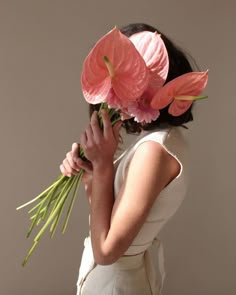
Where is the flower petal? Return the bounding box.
[129,31,169,93]
[81,27,149,104]
[151,71,208,109]
[127,101,160,123]
[168,99,193,116]
[127,91,160,123]
[105,88,125,109]
[150,87,173,110]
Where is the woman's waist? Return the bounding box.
[83,236,148,270]
[124,241,152,256]
[111,251,145,270]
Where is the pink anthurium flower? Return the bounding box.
[105,31,169,117]
[129,31,169,96]
[151,71,208,116]
[81,27,149,106]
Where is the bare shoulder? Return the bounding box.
[127,140,180,190]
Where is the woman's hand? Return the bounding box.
[80,110,122,167]
[59,142,93,203]
[60,142,92,177]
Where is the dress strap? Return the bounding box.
[144,237,166,295]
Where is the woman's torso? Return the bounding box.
[113,126,189,254]
[77,126,189,294]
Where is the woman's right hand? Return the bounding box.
[60,143,93,203]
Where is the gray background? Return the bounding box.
[1,0,235,294]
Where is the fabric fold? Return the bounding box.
[77,237,96,294]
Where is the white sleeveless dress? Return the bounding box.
[76,126,189,295]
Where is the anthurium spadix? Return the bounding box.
[151,71,209,116]
[129,31,169,96]
[81,27,149,105]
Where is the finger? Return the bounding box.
[60,164,67,176]
[66,151,80,171]
[71,142,81,169]
[85,124,94,145]
[101,109,112,139]
[90,111,102,142]
[80,131,87,149]
[113,121,122,142]
[62,158,79,176]
[60,163,73,177]
[76,158,93,173]
[71,142,80,159]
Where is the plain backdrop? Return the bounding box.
[0,0,235,294]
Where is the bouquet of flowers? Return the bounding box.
[17,27,208,266]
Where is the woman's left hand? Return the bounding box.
[80,109,122,166]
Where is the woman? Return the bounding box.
[60,23,197,295]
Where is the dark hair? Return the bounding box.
[90,23,199,133]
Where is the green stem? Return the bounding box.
[26,193,51,238]
[41,177,68,221]
[50,176,77,238]
[27,177,67,235]
[22,241,38,267]
[62,171,83,234]
[33,176,76,242]
[28,184,61,215]
[17,175,65,210]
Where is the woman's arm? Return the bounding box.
[81,110,180,265]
